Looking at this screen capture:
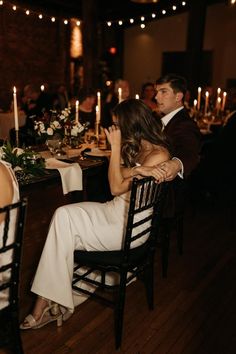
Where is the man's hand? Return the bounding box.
[156,159,182,181]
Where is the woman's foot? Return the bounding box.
[20,297,63,330]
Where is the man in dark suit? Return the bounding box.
[154,74,201,275]
[155,74,201,183]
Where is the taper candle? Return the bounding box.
[75,100,79,123]
[13,86,19,131]
[97,91,101,123]
[118,87,122,103]
[204,91,209,116]
[221,91,227,111]
[197,87,201,111]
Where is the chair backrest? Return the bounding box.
[0,198,27,310]
[123,177,167,261]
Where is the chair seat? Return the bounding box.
[74,242,150,267]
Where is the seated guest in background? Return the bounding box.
[140,82,159,111]
[52,84,69,111]
[77,88,96,129]
[0,160,19,309]
[20,99,170,330]
[154,73,201,216]
[101,79,130,129]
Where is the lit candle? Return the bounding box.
[215,87,221,109]
[216,97,221,116]
[204,91,209,116]
[197,87,201,111]
[13,86,19,131]
[221,91,227,111]
[40,84,45,92]
[118,87,122,103]
[75,100,79,123]
[95,105,99,139]
[97,91,101,123]
[135,94,139,99]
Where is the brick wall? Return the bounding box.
[0,6,70,110]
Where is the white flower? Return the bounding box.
[77,123,85,133]
[71,126,79,136]
[51,120,61,129]
[47,127,54,136]
[12,147,24,156]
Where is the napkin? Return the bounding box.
[45,158,83,195]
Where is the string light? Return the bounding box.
[2,0,189,29]
[2,1,82,27]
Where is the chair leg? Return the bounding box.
[161,227,170,278]
[114,273,127,350]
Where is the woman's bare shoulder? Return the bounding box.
[144,146,170,166]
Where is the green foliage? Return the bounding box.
[0,142,46,180]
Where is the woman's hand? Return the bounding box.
[104,125,121,150]
[134,165,167,183]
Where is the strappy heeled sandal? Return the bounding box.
[20,301,63,330]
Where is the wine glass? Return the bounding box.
[46,139,61,156]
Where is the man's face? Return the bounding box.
[155,82,183,114]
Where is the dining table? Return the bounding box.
[19,153,111,320]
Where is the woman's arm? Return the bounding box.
[105,126,170,196]
[0,163,13,223]
[105,126,132,196]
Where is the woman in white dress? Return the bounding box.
[0,160,20,309]
[20,99,171,329]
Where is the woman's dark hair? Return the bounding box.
[112,99,170,167]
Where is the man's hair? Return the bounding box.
[156,74,187,96]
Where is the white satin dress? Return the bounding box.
[0,161,20,309]
[31,189,151,314]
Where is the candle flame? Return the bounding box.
[217,87,221,94]
[198,87,201,93]
[13,86,17,93]
[194,99,197,106]
[223,91,227,97]
[96,105,99,112]
[205,91,209,97]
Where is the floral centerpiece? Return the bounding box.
[33,108,89,147]
[0,142,45,183]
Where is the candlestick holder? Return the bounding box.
[95,122,100,147]
[15,130,19,147]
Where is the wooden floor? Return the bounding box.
[17,197,236,353]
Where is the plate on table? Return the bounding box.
[84,149,111,158]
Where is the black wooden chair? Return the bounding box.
[0,198,27,354]
[73,177,168,349]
